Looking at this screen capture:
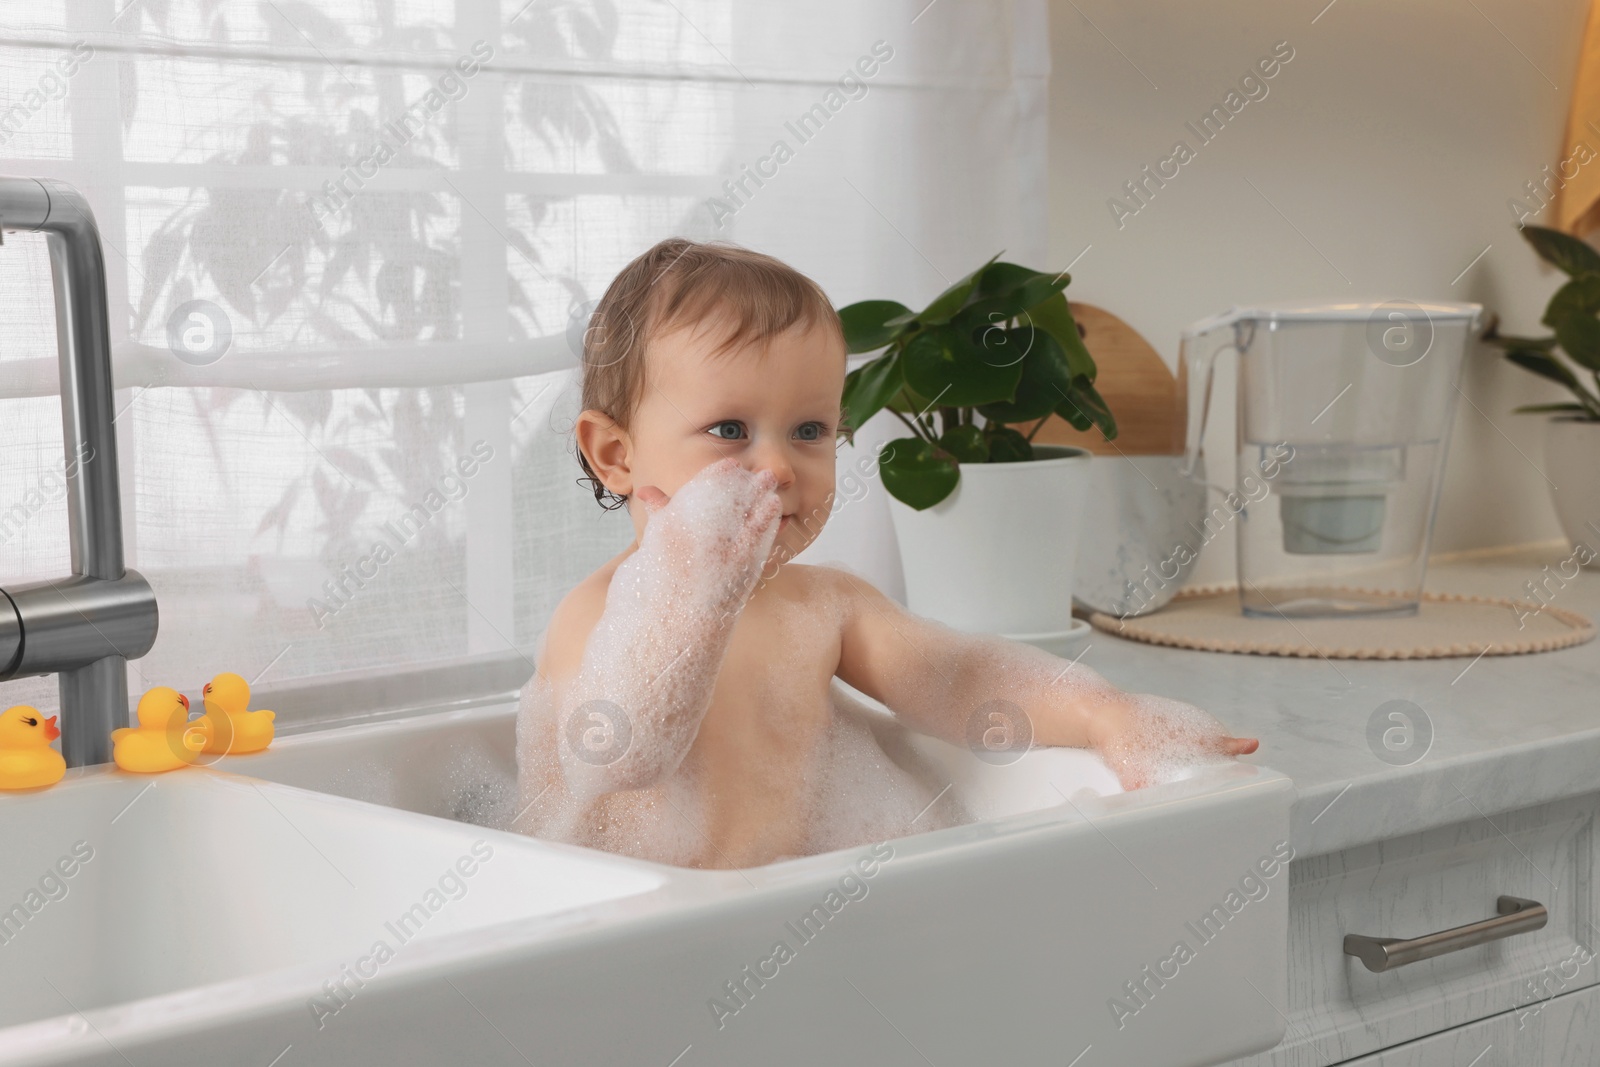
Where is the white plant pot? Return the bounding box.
[1546,417,1600,564]
[887,445,1092,635]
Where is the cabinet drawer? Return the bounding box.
[1223,792,1600,1067]
[1338,979,1600,1066]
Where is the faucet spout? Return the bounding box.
[0,177,159,766]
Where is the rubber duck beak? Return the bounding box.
[179,693,190,710]
[43,716,60,741]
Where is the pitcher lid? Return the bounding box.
[1183,300,1482,336]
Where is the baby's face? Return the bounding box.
[626,316,846,565]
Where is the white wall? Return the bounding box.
[1048,0,1592,584]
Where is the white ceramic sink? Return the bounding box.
[0,702,1293,1067]
[233,703,525,826]
[223,702,1291,1067]
[0,768,662,1060]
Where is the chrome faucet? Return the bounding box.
[0,177,158,767]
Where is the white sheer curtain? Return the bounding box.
[0,0,1049,720]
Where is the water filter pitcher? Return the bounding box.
[1182,301,1482,617]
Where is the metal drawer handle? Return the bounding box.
[1344,896,1548,973]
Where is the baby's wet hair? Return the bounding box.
[575,238,845,509]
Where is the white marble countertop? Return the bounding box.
[1082,542,1600,858]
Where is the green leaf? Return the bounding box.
[958,263,1072,326]
[1555,314,1600,370]
[879,437,960,509]
[1504,350,1600,416]
[1512,403,1594,415]
[1054,378,1118,440]
[841,351,904,434]
[969,320,1032,371]
[983,425,1033,463]
[1484,333,1558,352]
[885,381,937,415]
[901,325,1024,407]
[1541,272,1600,329]
[1055,394,1093,432]
[1506,348,1584,391]
[1020,292,1096,379]
[1521,225,1600,278]
[1074,378,1119,440]
[937,423,989,462]
[976,329,1074,423]
[837,300,914,354]
[916,252,1003,325]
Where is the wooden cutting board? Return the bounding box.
[1027,303,1185,456]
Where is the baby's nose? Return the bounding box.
[745,443,793,488]
[750,455,792,490]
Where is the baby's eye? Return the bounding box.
[708,420,746,441]
[794,422,825,442]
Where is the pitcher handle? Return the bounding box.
[1180,315,1237,480]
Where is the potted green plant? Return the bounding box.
[1484,225,1600,562]
[837,255,1117,638]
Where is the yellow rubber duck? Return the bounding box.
[194,672,275,756]
[0,706,66,790]
[113,687,205,773]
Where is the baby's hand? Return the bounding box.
[1087,694,1259,791]
[634,459,781,613]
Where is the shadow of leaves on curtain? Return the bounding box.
[504,0,636,343]
[510,0,637,177]
[124,0,639,633]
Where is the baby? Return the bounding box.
[512,239,1258,869]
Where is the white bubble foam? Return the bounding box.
[512,669,970,867]
[442,747,517,828]
[1098,694,1236,787]
[801,684,969,853]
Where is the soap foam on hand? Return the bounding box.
[1100,694,1239,789]
[635,459,781,599]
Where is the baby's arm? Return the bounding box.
[831,571,1257,789]
[545,460,781,799]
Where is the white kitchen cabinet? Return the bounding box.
[1338,979,1600,1065]
[1222,791,1600,1066]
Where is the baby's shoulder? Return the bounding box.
[539,558,620,683]
[767,563,879,614]
[555,567,612,623]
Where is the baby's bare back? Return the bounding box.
[512,564,961,869]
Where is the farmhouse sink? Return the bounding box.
[215,700,1293,1067]
[0,700,1294,1067]
[0,769,663,1063]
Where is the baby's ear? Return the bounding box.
[575,409,633,498]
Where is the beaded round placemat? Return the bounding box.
[1086,585,1596,659]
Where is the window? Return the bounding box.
[0,0,1046,722]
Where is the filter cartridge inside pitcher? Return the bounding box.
[1239,439,1445,618]
[1273,444,1405,555]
